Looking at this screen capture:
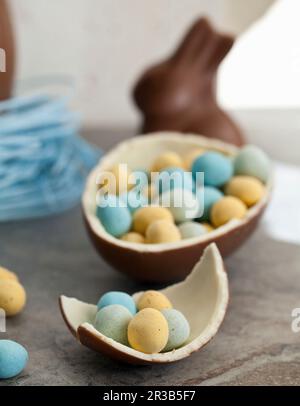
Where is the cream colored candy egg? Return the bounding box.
[183,148,206,170]
[0,279,26,316]
[128,308,169,354]
[151,151,184,173]
[0,266,18,281]
[121,232,145,244]
[133,206,174,235]
[137,290,172,311]
[146,220,181,244]
[211,196,247,227]
[225,176,265,207]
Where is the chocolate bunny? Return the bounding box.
[0,0,15,101]
[133,18,244,146]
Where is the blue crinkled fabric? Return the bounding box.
[0,82,102,221]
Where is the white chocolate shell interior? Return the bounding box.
[59,243,229,364]
[82,132,272,252]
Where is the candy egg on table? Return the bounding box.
[183,148,206,170]
[161,309,190,352]
[96,194,132,237]
[0,340,28,379]
[0,266,18,281]
[145,220,181,244]
[82,133,272,282]
[60,244,229,364]
[97,291,137,315]
[211,196,247,227]
[151,151,184,173]
[234,145,270,183]
[94,304,133,345]
[196,186,224,221]
[155,188,200,223]
[0,279,26,316]
[132,206,173,235]
[192,151,233,187]
[156,167,194,194]
[137,290,172,311]
[121,232,145,244]
[225,176,265,207]
[178,221,207,240]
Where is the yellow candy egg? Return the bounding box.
[98,164,133,195]
[121,232,145,244]
[225,176,265,207]
[128,308,169,354]
[183,148,206,170]
[0,279,26,316]
[137,290,172,311]
[151,151,184,173]
[133,206,174,235]
[201,222,215,232]
[0,266,18,281]
[211,196,247,227]
[146,220,181,244]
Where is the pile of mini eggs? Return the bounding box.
[96,144,270,244]
[94,291,190,354]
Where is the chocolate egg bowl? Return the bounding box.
[82,132,272,283]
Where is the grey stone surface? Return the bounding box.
[0,123,300,386]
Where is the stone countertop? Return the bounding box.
[1,117,300,386]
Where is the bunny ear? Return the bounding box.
[172,17,213,63]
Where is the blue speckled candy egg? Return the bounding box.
[94,304,133,345]
[119,190,148,213]
[96,194,132,237]
[178,221,207,239]
[156,167,194,194]
[97,291,137,315]
[192,152,233,187]
[196,186,224,221]
[161,309,190,352]
[0,340,28,379]
[234,145,270,183]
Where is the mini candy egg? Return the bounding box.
[0,340,28,379]
[131,169,149,188]
[234,145,270,183]
[94,304,132,345]
[151,151,184,173]
[132,206,173,235]
[99,164,133,195]
[0,279,26,316]
[0,266,18,281]
[196,186,224,221]
[192,151,233,187]
[211,196,247,227]
[127,308,169,354]
[225,176,265,207]
[137,290,172,311]
[97,291,137,315]
[121,232,145,244]
[96,194,132,237]
[146,220,181,244]
[156,189,200,223]
[201,222,214,232]
[178,221,207,239]
[156,167,194,194]
[183,148,206,170]
[161,309,190,351]
[119,189,148,213]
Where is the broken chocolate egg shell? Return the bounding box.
[59,244,228,365]
[82,132,272,283]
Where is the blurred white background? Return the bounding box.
[10,0,300,127]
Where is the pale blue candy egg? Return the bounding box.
[156,167,194,194]
[94,304,132,345]
[161,309,190,351]
[178,221,207,239]
[192,152,233,187]
[119,190,148,213]
[97,291,137,315]
[96,194,132,237]
[0,340,28,379]
[234,145,270,183]
[196,186,224,221]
